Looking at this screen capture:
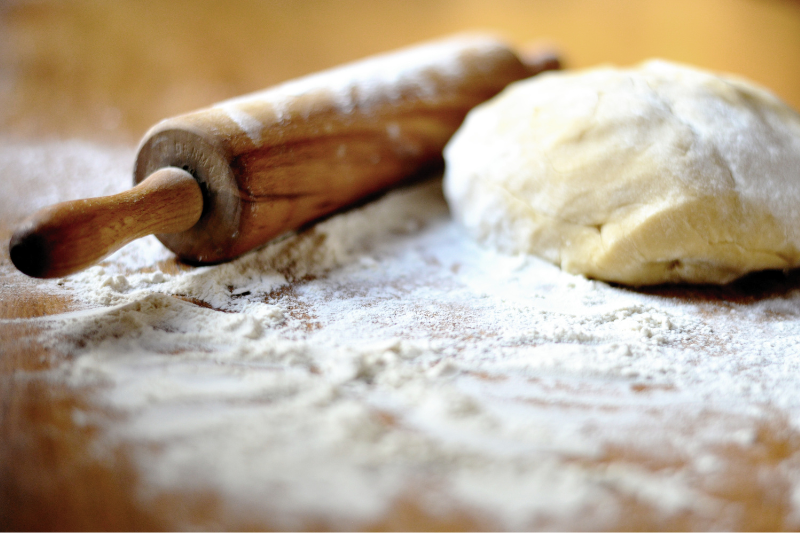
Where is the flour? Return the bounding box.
[216,104,264,145]
[10,141,800,529]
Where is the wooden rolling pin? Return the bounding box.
[9,34,559,278]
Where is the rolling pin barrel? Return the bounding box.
[134,34,530,264]
[10,34,557,278]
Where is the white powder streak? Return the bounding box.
[217,104,264,144]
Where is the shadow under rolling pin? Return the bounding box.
[9,34,560,279]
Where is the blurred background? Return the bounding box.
[1,0,799,143]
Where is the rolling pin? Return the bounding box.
[9,34,560,278]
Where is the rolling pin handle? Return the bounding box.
[9,167,204,278]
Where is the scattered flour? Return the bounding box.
[10,142,800,528]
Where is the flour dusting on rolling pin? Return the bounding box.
[9,34,559,278]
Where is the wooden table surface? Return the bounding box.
[3,1,800,530]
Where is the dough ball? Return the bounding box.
[443,60,800,285]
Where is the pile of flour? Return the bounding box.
[15,140,800,529]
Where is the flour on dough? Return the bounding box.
[444,60,800,285]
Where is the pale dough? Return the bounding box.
[443,60,800,285]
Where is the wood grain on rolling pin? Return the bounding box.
[134,34,531,264]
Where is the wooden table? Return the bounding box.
[3,1,800,530]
